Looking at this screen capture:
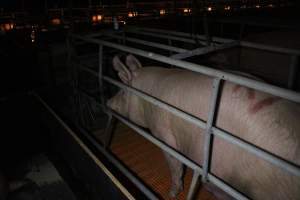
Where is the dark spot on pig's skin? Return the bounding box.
[249,97,279,114]
[247,89,255,100]
[233,85,241,93]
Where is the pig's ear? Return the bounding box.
[113,56,132,84]
[126,54,142,71]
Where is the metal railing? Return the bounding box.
[68,28,300,200]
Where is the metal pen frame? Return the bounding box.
[68,26,300,200]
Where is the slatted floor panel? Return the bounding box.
[95,123,217,200]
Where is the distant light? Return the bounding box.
[128,11,138,18]
[51,18,61,25]
[31,29,35,43]
[160,9,166,15]
[240,5,247,9]
[5,23,11,30]
[255,5,261,8]
[97,15,102,21]
[224,5,231,11]
[1,23,14,32]
[268,4,274,8]
[41,28,48,32]
[207,7,212,12]
[183,8,191,13]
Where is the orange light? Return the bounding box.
[128,12,138,17]
[5,23,11,30]
[207,7,212,11]
[51,18,61,25]
[183,8,191,13]
[97,15,102,21]
[159,9,166,15]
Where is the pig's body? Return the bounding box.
[108,55,300,200]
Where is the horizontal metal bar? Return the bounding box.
[125,28,209,46]
[34,93,158,200]
[212,127,300,178]
[77,87,249,200]
[108,108,203,173]
[131,26,300,55]
[71,34,300,103]
[213,17,299,30]
[76,64,300,179]
[103,76,207,129]
[128,26,233,44]
[100,32,188,53]
[240,41,300,56]
[76,63,207,129]
[171,42,239,60]
[208,174,249,200]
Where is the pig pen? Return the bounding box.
[68,25,300,200]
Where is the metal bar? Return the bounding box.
[71,35,300,103]
[33,93,158,200]
[98,45,105,106]
[129,26,300,55]
[125,28,209,45]
[109,109,203,173]
[288,55,298,89]
[203,13,211,46]
[171,42,238,60]
[208,174,249,200]
[127,26,232,44]
[103,113,115,148]
[186,171,201,200]
[202,78,221,182]
[101,32,188,53]
[212,127,300,178]
[240,41,300,56]
[75,64,300,179]
[75,87,250,200]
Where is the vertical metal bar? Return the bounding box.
[98,45,105,107]
[168,35,172,56]
[203,13,211,46]
[186,171,201,200]
[103,113,116,148]
[202,78,221,183]
[220,23,224,37]
[122,31,126,45]
[288,55,298,89]
[239,23,245,40]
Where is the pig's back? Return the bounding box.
[135,67,300,200]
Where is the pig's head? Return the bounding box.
[107,54,146,127]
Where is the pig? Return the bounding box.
[107,54,300,200]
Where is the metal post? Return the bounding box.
[288,55,298,89]
[103,113,116,148]
[186,171,201,200]
[203,13,211,46]
[202,78,221,182]
[98,45,105,107]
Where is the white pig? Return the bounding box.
[107,54,300,200]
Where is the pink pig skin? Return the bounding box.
[107,55,300,200]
